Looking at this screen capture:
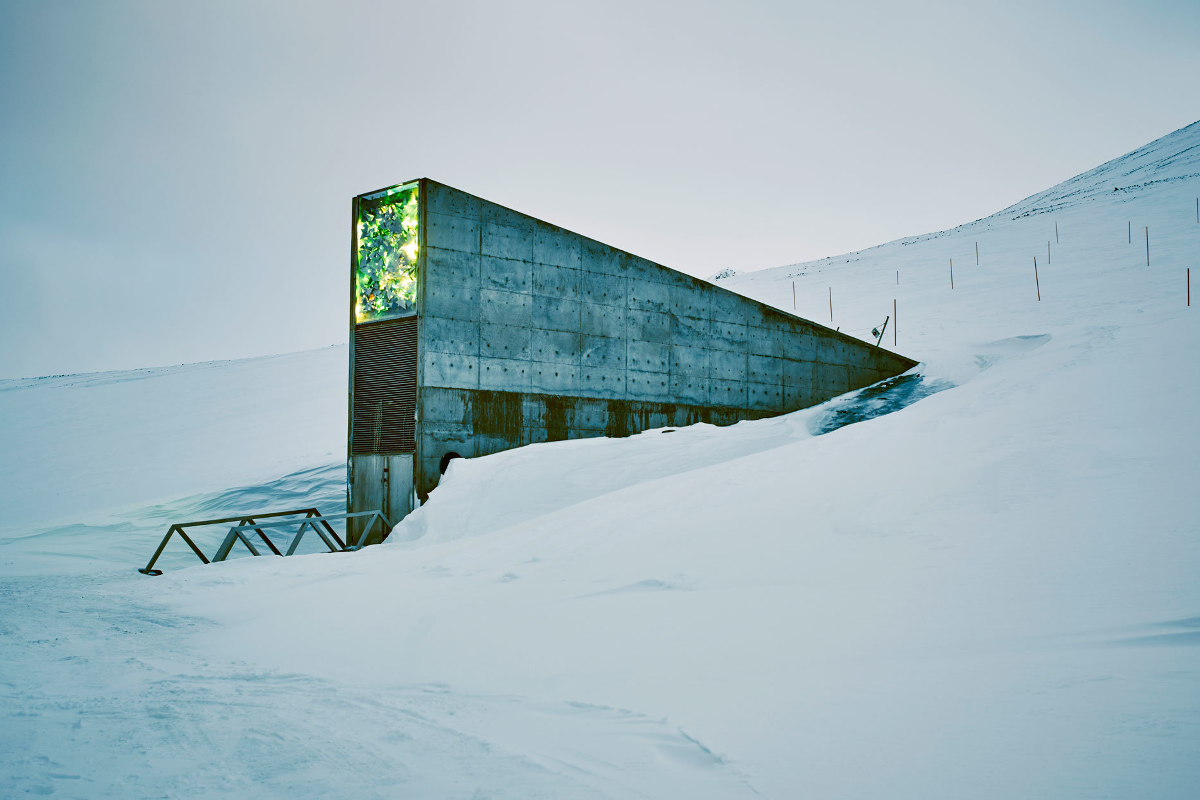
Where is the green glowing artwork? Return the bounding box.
[356,183,419,323]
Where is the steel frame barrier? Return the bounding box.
[137,508,392,575]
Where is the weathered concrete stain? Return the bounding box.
[543,395,572,442]
[603,400,629,438]
[413,386,780,497]
[473,389,523,443]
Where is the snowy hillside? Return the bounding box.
[0,347,347,544]
[3,121,1199,799]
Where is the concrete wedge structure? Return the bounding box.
[347,179,917,538]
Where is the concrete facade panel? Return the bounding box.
[626,309,670,343]
[479,323,532,360]
[748,326,784,357]
[582,271,626,307]
[422,420,473,444]
[623,256,666,284]
[581,335,625,370]
[531,296,581,332]
[670,283,710,319]
[580,368,625,399]
[709,351,748,382]
[531,329,581,364]
[627,370,669,400]
[627,279,670,313]
[519,395,547,425]
[479,357,532,392]
[423,280,479,322]
[669,375,708,405]
[423,352,479,389]
[627,406,672,431]
[481,222,533,261]
[523,426,550,445]
[816,362,850,396]
[784,332,819,362]
[581,303,625,338]
[532,363,580,394]
[480,288,532,327]
[671,314,710,342]
[424,317,479,356]
[783,358,815,386]
[848,365,883,391]
[748,382,783,411]
[821,337,872,366]
[480,255,532,293]
[711,289,749,324]
[425,211,480,254]
[476,432,520,457]
[784,384,814,410]
[423,183,482,220]
[710,320,748,351]
[741,303,772,329]
[479,200,528,228]
[569,401,608,431]
[533,263,582,300]
[872,348,904,372]
[425,246,480,283]
[421,388,470,425]
[761,309,792,331]
[670,344,710,378]
[582,239,623,276]
[533,226,582,268]
[748,354,782,385]
[710,378,747,409]
[627,340,669,373]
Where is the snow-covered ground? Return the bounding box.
[2,121,1199,798]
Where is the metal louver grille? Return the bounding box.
[352,315,418,455]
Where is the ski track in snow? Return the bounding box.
[3,120,1200,798]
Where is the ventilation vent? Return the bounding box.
[352,315,418,455]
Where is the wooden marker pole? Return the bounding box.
[1034,257,1040,301]
[1189,268,1191,307]
[1128,221,1131,243]
[893,298,897,346]
[792,281,796,310]
[950,258,954,289]
[1047,241,1051,265]
[975,242,979,265]
[829,287,833,322]
[1146,226,1150,266]
[896,270,899,285]
[1196,198,1198,223]
[1055,222,1059,244]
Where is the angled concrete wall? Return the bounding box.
[408,179,916,499]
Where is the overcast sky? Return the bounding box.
[1,0,1197,378]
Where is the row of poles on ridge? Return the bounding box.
[788,196,1198,348]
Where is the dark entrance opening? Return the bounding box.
[439,451,462,475]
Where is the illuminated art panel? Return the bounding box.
[356,182,419,323]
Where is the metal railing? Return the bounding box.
[138,508,391,575]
